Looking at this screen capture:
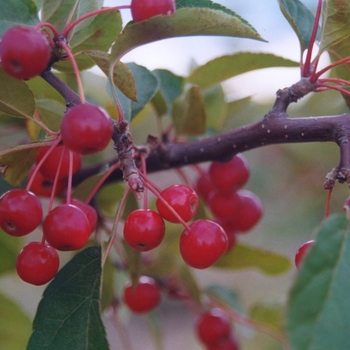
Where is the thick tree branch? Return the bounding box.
[73,112,350,185]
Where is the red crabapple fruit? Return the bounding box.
[0,25,51,79]
[36,145,82,181]
[16,242,59,285]
[209,154,249,191]
[123,276,161,313]
[156,184,198,223]
[61,104,113,155]
[43,204,91,251]
[180,220,228,269]
[123,209,165,251]
[131,0,176,22]
[195,308,232,346]
[0,189,42,236]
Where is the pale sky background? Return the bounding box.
[103,0,323,102]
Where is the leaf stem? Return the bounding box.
[61,5,131,38]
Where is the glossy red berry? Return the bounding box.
[228,190,263,232]
[208,190,242,222]
[195,172,216,201]
[156,185,198,223]
[295,240,315,270]
[28,167,66,197]
[16,242,59,285]
[36,145,82,181]
[123,209,165,251]
[209,154,249,192]
[0,189,42,236]
[62,198,98,233]
[131,0,176,22]
[43,204,91,251]
[61,104,113,155]
[195,308,232,346]
[123,276,161,313]
[0,26,51,80]
[180,220,228,269]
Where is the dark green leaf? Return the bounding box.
[54,10,122,72]
[0,68,36,120]
[187,53,299,89]
[278,0,321,54]
[151,69,184,116]
[0,231,22,275]
[0,292,32,350]
[214,243,292,275]
[84,50,137,101]
[27,246,109,350]
[110,7,264,63]
[111,63,160,122]
[41,0,103,33]
[172,85,206,135]
[287,214,350,350]
[0,0,39,35]
[320,0,350,52]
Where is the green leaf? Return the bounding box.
[278,0,321,54]
[84,50,137,101]
[111,63,160,122]
[110,7,264,63]
[41,0,103,33]
[0,292,32,350]
[202,84,227,131]
[0,147,38,186]
[213,243,292,275]
[0,0,39,35]
[27,246,109,350]
[151,69,184,116]
[249,302,283,330]
[36,98,65,132]
[0,231,22,275]
[54,10,122,72]
[172,85,206,135]
[97,181,125,217]
[287,214,350,350]
[320,0,350,52]
[187,53,299,89]
[0,68,36,120]
[179,264,201,302]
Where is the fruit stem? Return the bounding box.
[34,22,60,39]
[312,56,350,82]
[26,136,62,192]
[84,161,121,205]
[61,5,131,38]
[102,186,131,267]
[57,39,86,104]
[325,188,333,218]
[140,176,191,231]
[65,149,74,205]
[302,0,322,77]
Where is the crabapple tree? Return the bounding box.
[1,0,350,349]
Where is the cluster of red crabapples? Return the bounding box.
[195,154,263,252]
[0,103,111,285]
